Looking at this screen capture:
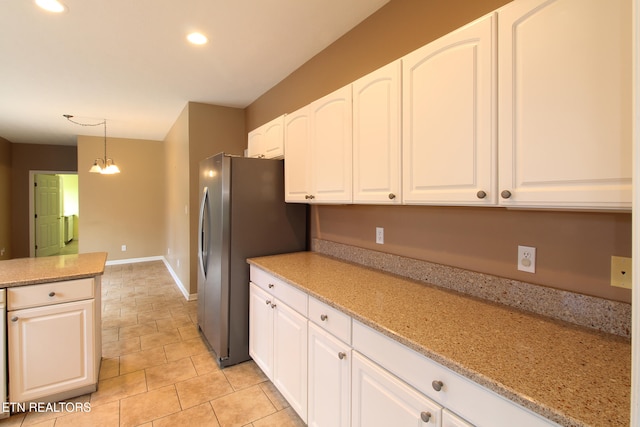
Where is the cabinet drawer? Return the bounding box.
[308,296,351,344]
[8,278,94,310]
[250,266,307,316]
[352,320,557,427]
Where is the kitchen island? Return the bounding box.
[0,252,106,407]
[0,252,107,288]
[248,251,630,427]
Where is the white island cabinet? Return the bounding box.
[7,277,101,403]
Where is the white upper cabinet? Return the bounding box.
[402,13,497,205]
[497,0,632,209]
[284,106,312,202]
[310,85,353,203]
[353,61,402,204]
[248,114,285,159]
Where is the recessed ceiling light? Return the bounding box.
[187,32,208,45]
[35,0,66,13]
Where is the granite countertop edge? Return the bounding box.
[247,252,625,427]
[0,252,108,289]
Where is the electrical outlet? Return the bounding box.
[517,245,536,273]
[376,227,384,244]
[121,245,127,252]
[610,256,632,289]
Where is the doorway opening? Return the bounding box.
[29,171,79,257]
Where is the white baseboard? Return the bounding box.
[105,256,164,266]
[161,258,198,301]
[105,256,198,302]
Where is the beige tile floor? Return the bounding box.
[0,261,305,427]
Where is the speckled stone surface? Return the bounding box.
[0,252,108,288]
[248,251,631,427]
[313,239,632,338]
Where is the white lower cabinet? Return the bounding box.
[443,409,474,427]
[249,267,557,427]
[352,351,442,427]
[7,278,101,403]
[308,322,351,427]
[248,272,308,422]
[272,300,307,420]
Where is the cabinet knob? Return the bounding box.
[476,190,487,199]
[501,190,512,199]
[305,194,315,200]
[388,193,396,200]
[11,316,18,323]
[320,314,328,321]
[268,283,274,289]
[48,291,56,297]
[270,303,277,309]
[420,411,432,423]
[432,380,444,392]
[338,352,347,360]
[265,300,271,305]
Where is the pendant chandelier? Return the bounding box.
[64,114,120,174]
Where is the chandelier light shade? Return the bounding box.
[64,114,120,175]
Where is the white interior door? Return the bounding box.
[34,174,61,257]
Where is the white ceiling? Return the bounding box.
[0,0,389,146]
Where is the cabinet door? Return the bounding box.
[263,115,285,159]
[443,409,474,427]
[308,323,351,427]
[352,352,442,427]
[353,61,402,204]
[498,0,632,209]
[403,13,496,205]
[8,299,95,403]
[310,85,353,203]
[247,127,265,158]
[284,106,312,202]
[249,283,274,379]
[273,301,308,422]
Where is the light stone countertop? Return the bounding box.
[248,251,631,427]
[0,252,108,288]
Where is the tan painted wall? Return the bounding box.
[164,104,191,290]
[0,137,11,260]
[245,0,632,303]
[186,102,246,295]
[10,143,77,258]
[78,135,165,260]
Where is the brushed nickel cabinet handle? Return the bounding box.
[476,190,487,199]
[49,291,56,297]
[432,380,443,392]
[320,314,328,321]
[421,411,432,422]
[501,190,512,199]
[270,303,277,309]
[338,352,346,360]
[268,283,274,289]
[11,317,18,323]
[265,300,271,305]
[388,193,396,200]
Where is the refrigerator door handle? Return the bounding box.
[198,186,210,278]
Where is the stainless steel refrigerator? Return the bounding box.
[197,153,307,367]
